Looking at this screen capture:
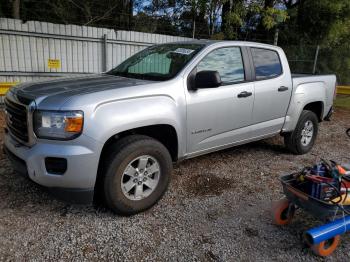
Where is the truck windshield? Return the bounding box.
[107,43,205,81]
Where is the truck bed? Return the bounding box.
[291,74,337,115]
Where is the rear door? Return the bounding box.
[185,46,255,154]
[249,47,292,134]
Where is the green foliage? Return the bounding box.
[317,45,350,84]
[334,96,350,109]
[1,0,135,28]
[261,7,288,30]
[287,0,350,46]
[211,32,225,40]
[279,0,350,83]
[225,10,243,27]
[222,1,246,39]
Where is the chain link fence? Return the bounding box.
[282,44,350,85]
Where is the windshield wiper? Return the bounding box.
[107,71,170,81]
[106,71,128,77]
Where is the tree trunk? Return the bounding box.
[264,0,274,8]
[197,1,206,37]
[192,19,196,38]
[284,0,300,9]
[128,0,133,29]
[12,0,20,19]
[221,1,231,33]
[297,0,305,29]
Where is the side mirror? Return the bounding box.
[195,70,222,89]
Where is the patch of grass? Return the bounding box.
[334,95,350,109]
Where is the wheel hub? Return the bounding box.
[121,155,160,200]
[301,120,314,146]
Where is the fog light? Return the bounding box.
[45,157,67,175]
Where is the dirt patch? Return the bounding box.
[244,227,259,237]
[205,250,220,261]
[333,107,350,122]
[185,172,237,196]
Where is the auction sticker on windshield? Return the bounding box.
[172,48,194,55]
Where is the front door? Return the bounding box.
[185,46,254,154]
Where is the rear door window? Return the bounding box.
[197,47,245,84]
[251,48,282,80]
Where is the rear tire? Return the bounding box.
[284,110,319,155]
[102,135,172,215]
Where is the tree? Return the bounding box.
[195,0,223,37]
[1,0,135,29]
[297,0,350,45]
[221,0,246,39]
[12,0,20,19]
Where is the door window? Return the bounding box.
[251,48,282,80]
[197,47,245,84]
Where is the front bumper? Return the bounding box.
[3,132,102,204]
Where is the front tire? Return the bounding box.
[284,110,319,155]
[103,135,172,215]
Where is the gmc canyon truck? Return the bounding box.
[3,40,336,215]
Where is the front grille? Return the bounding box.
[4,98,29,142]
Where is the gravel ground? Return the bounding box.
[0,108,349,261]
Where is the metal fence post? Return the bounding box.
[312,45,320,74]
[273,28,279,46]
[102,34,108,72]
[192,20,196,39]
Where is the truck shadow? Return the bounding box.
[178,135,290,165]
[0,135,289,216]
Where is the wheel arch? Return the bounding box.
[100,124,179,163]
[303,101,324,122]
[94,125,178,204]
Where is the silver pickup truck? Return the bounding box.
[3,40,336,215]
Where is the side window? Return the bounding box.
[251,48,282,80]
[197,47,245,84]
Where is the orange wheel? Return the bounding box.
[271,199,295,225]
[310,235,340,257]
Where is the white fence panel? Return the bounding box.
[0,18,191,84]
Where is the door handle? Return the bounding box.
[237,91,252,98]
[278,86,289,92]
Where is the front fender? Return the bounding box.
[84,95,185,156]
[282,82,325,132]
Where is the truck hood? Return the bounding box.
[11,74,154,107]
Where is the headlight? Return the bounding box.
[34,110,84,140]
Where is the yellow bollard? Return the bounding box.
[0,82,19,96]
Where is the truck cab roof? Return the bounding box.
[166,40,282,50]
